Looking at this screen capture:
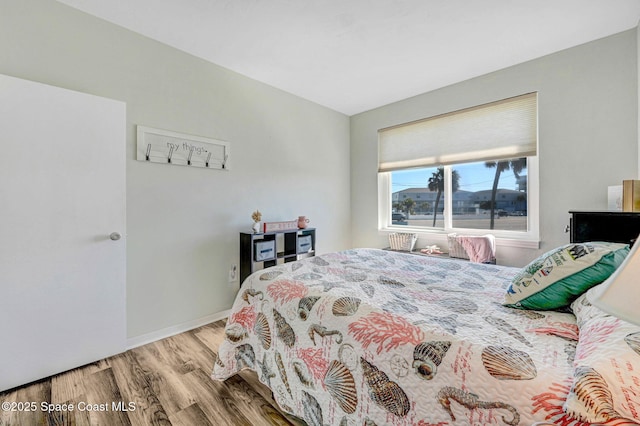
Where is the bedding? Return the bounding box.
[564,286,640,424]
[212,248,635,425]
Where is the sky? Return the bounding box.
[391,162,524,194]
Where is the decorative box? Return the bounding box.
[623,180,640,212]
[297,235,312,253]
[263,220,298,232]
[254,240,275,261]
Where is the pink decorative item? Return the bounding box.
[298,216,310,229]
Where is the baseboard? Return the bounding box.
[126,309,231,350]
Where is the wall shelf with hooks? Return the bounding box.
[136,125,229,170]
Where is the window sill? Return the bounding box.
[379,226,540,250]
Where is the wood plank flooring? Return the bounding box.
[0,320,306,426]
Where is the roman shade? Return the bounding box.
[378,92,538,172]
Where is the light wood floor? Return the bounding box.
[0,320,305,426]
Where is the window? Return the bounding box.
[379,93,538,244]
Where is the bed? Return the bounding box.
[212,248,640,425]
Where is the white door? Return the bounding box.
[0,74,126,391]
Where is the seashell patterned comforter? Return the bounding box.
[212,248,584,425]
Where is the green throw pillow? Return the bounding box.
[504,242,629,310]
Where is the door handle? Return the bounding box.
[109,232,122,241]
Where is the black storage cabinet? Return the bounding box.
[569,210,640,245]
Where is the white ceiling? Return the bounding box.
[56,0,640,116]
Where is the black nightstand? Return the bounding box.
[569,211,640,245]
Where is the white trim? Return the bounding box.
[378,173,392,230]
[126,309,231,350]
[495,236,540,249]
[443,167,451,229]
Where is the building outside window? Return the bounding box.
[390,159,528,231]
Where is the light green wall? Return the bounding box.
[0,0,351,339]
[351,30,638,266]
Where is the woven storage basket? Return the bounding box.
[447,233,470,259]
[388,233,417,251]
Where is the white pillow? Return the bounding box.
[563,286,640,423]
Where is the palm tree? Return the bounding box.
[401,198,416,217]
[484,157,527,229]
[427,167,460,227]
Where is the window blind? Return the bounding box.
[378,92,537,172]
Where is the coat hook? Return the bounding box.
[145,143,151,161]
[167,144,175,163]
[187,146,194,165]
